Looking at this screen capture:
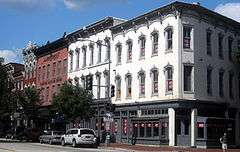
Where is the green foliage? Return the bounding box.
[53,83,94,122]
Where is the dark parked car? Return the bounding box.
[39,131,64,145]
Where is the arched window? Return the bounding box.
[104,70,109,98]
[126,73,132,98]
[139,35,146,58]
[96,72,101,99]
[89,44,94,66]
[138,70,145,96]
[75,48,80,69]
[164,65,173,92]
[116,43,122,64]
[151,31,158,55]
[105,38,111,61]
[115,75,121,99]
[165,27,173,50]
[126,39,133,62]
[69,50,74,71]
[151,68,158,95]
[82,46,87,68]
[97,41,102,63]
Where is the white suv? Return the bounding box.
[61,128,97,148]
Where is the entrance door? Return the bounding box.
[159,119,169,144]
[176,117,191,146]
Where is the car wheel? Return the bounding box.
[61,139,65,146]
[72,139,76,148]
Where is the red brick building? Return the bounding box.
[36,38,68,106]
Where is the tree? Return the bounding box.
[53,83,94,123]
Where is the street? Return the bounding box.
[0,143,129,152]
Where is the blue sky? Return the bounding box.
[0,0,240,63]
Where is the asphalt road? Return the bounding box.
[0,142,130,152]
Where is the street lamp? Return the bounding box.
[77,37,112,145]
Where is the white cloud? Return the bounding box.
[0,49,22,64]
[214,3,240,22]
[0,0,55,12]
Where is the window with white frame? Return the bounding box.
[152,32,158,55]
[116,44,122,64]
[183,65,193,92]
[97,41,102,63]
[165,66,173,92]
[105,38,110,61]
[166,28,173,50]
[116,76,121,99]
[126,74,132,98]
[219,69,224,97]
[218,33,224,59]
[139,35,146,58]
[207,66,212,95]
[126,40,132,62]
[138,71,145,96]
[69,51,73,71]
[206,30,212,55]
[89,44,94,66]
[229,71,234,99]
[82,46,87,68]
[183,26,192,49]
[151,69,158,95]
[96,74,101,99]
[228,37,233,61]
[75,48,80,69]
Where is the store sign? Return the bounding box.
[197,122,204,128]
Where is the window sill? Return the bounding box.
[151,93,158,97]
[139,57,145,60]
[115,98,121,101]
[116,63,122,66]
[126,97,132,100]
[126,60,132,63]
[81,67,87,70]
[184,91,194,94]
[165,91,173,95]
[139,95,145,98]
[151,53,158,57]
[183,49,193,52]
[165,49,173,54]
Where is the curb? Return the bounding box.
[0,138,23,143]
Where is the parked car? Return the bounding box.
[61,128,98,148]
[39,131,64,145]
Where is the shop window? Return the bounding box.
[146,123,152,137]
[161,122,167,137]
[140,123,145,137]
[197,122,204,138]
[153,122,159,136]
[133,123,138,137]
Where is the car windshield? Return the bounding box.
[80,129,94,135]
[53,131,64,135]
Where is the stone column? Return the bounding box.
[191,108,197,147]
[168,108,175,146]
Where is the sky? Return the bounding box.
[0,0,240,64]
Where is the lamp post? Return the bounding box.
[77,38,112,145]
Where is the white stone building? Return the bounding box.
[67,2,240,148]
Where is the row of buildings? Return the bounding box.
[7,1,240,148]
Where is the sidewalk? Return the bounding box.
[102,143,240,152]
[0,138,21,143]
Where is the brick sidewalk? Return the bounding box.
[103,143,240,152]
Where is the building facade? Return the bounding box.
[36,38,68,107]
[67,17,125,135]
[110,2,240,148]
[22,41,38,87]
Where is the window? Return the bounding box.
[206,30,212,55]
[52,62,56,78]
[166,28,173,50]
[63,59,67,75]
[126,74,132,98]
[69,51,73,71]
[89,44,94,65]
[105,39,110,61]
[104,71,109,98]
[183,26,192,49]
[151,69,158,94]
[184,120,189,135]
[82,47,86,68]
[46,64,50,79]
[75,48,80,69]
[96,74,101,99]
[116,44,122,64]
[74,77,79,86]
[152,32,158,55]
[165,66,173,92]
[97,42,102,63]
[42,66,45,81]
[229,72,234,99]
[228,37,233,61]
[126,40,132,61]
[218,34,224,59]
[153,122,159,136]
[219,70,224,97]
[140,123,145,137]
[197,122,204,138]
[184,65,193,92]
[81,76,86,89]
[38,67,41,82]
[176,119,181,135]
[57,61,61,76]
[207,67,212,95]
[146,123,152,137]
[139,71,145,96]
[116,76,121,99]
[139,36,146,58]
